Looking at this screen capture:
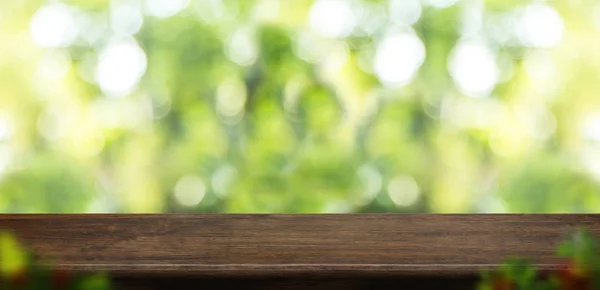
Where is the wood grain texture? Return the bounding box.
[0,214,598,277]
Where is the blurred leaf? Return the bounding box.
[0,231,27,277]
[78,273,111,290]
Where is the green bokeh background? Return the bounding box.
[1,0,600,213]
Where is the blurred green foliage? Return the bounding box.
[0,0,600,213]
[1,231,113,290]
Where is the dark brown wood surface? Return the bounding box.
[110,276,477,290]
[0,214,598,277]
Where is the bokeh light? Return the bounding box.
[95,38,147,97]
[389,0,422,26]
[1,0,599,213]
[357,165,383,204]
[30,4,77,48]
[374,28,425,88]
[226,27,259,66]
[448,39,498,97]
[422,0,460,9]
[144,0,190,19]
[517,4,564,48]
[0,115,13,142]
[110,1,144,35]
[388,175,420,207]
[308,0,356,39]
[174,175,206,207]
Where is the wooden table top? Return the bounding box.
[0,214,598,277]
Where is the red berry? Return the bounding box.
[52,269,71,289]
[558,263,571,278]
[492,278,515,290]
[559,276,591,290]
[557,261,592,290]
[8,269,27,288]
[559,261,586,278]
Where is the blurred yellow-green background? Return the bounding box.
[0,0,599,213]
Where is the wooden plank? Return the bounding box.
[0,214,598,277]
